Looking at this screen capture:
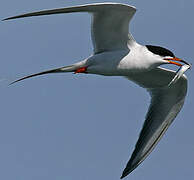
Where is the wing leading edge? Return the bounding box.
[3,3,136,54]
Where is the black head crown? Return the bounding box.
[146,45,175,57]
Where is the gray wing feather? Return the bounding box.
[121,68,188,178]
[3,3,136,54]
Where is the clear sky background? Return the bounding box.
[0,0,194,180]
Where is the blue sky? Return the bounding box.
[0,0,194,180]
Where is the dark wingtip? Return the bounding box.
[8,66,67,85]
[120,160,140,179]
[120,174,125,179]
[8,71,48,86]
[120,170,129,179]
[2,17,11,21]
[120,168,133,179]
[9,81,18,86]
[120,168,130,179]
[8,75,35,85]
[2,16,24,21]
[9,79,23,85]
[2,15,24,21]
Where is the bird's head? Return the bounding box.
[146,45,191,67]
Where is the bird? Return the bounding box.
[3,2,191,179]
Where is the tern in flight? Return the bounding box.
[3,3,191,179]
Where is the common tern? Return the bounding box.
[3,3,191,179]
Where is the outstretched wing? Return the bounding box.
[121,68,188,178]
[3,3,136,54]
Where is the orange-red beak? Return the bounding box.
[164,57,190,67]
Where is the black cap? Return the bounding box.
[146,45,175,57]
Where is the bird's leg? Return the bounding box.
[74,67,88,74]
